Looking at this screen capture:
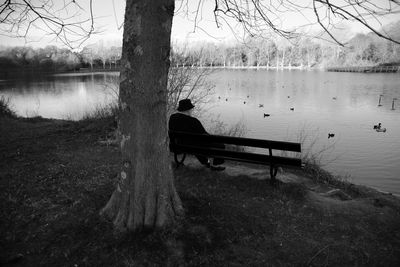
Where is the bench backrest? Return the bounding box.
[169,131,302,167]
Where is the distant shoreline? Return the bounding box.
[1,63,399,79]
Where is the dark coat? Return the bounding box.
[168,112,224,166]
[168,112,208,135]
[168,112,210,153]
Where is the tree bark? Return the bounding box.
[101,0,183,232]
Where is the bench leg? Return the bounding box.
[174,153,186,168]
[269,165,278,185]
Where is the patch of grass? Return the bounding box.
[303,161,344,184]
[302,161,364,197]
[0,96,16,118]
[2,117,400,266]
[278,182,308,201]
[81,102,119,121]
[20,116,47,123]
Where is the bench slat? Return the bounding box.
[170,131,301,152]
[174,144,302,167]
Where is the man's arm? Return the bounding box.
[191,118,208,135]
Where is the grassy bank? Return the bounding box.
[1,116,400,266]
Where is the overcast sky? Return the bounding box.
[0,0,399,49]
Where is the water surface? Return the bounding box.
[1,70,399,195]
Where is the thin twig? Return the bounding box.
[307,245,331,266]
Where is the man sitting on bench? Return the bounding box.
[168,99,225,171]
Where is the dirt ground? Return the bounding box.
[1,116,400,266]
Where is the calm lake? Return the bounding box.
[1,70,399,195]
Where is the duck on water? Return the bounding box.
[374,123,387,132]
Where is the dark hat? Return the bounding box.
[177,99,195,111]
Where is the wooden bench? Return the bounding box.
[169,131,303,184]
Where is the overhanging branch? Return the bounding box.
[0,0,96,48]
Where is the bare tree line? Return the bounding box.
[2,25,399,76]
[0,43,122,73]
[172,31,400,69]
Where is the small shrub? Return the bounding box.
[209,118,247,152]
[289,123,354,189]
[0,96,16,118]
[209,118,247,137]
[81,102,119,121]
[304,161,350,189]
[294,123,338,166]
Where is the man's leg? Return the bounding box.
[193,143,226,171]
[212,158,225,165]
[195,155,210,166]
[211,143,225,166]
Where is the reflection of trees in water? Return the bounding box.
[3,70,398,120]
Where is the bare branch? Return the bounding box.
[187,0,400,45]
[315,0,400,45]
[0,0,96,48]
[313,0,344,46]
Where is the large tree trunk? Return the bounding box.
[101,0,183,232]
